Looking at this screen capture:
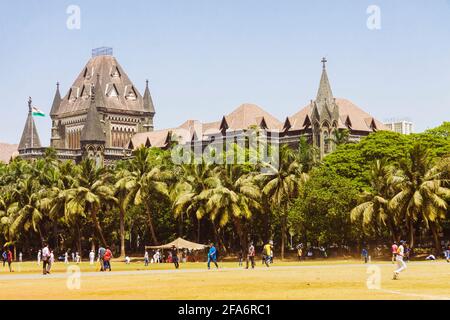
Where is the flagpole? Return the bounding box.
[29,97,33,150]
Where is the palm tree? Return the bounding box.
[297,136,319,172]
[351,159,399,241]
[171,161,213,241]
[259,144,308,259]
[8,176,46,241]
[114,164,136,257]
[389,144,450,253]
[326,129,350,146]
[125,146,173,245]
[199,164,261,251]
[65,159,117,247]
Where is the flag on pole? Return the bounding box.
[32,106,45,117]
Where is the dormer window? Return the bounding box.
[106,83,119,97]
[111,66,121,78]
[68,87,79,102]
[124,85,137,101]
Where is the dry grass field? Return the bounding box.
[0,259,448,300]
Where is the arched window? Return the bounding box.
[323,131,330,154]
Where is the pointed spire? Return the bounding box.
[49,82,61,117]
[18,97,42,150]
[80,78,106,143]
[316,57,333,103]
[143,79,156,114]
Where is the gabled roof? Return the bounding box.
[0,143,18,163]
[18,99,42,151]
[56,55,147,115]
[288,98,387,132]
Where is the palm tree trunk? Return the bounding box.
[408,220,415,249]
[197,219,201,243]
[91,209,107,247]
[233,217,247,253]
[76,222,82,254]
[281,213,287,260]
[146,205,158,245]
[430,222,442,255]
[119,206,126,258]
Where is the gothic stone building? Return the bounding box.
[18,48,155,164]
[18,51,386,164]
[130,58,387,159]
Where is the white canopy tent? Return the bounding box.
[145,237,207,251]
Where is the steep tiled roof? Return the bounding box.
[288,98,387,132]
[223,103,282,131]
[0,143,18,163]
[80,78,106,143]
[57,55,148,115]
[18,101,42,151]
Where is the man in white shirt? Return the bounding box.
[64,251,69,264]
[42,244,50,275]
[393,240,407,280]
[37,250,41,266]
[89,250,95,265]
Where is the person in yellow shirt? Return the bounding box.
[263,240,273,267]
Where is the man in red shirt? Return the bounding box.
[103,246,112,271]
[6,249,13,272]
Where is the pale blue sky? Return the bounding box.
[0,0,449,145]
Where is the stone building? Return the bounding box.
[17,53,386,164]
[18,48,155,164]
[130,58,387,159]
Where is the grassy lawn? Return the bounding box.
[0,259,448,300]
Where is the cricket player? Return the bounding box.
[207,242,219,269]
[391,242,398,264]
[89,250,95,265]
[246,242,255,269]
[263,240,273,267]
[37,249,41,266]
[393,240,407,280]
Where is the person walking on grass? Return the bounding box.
[103,246,112,271]
[6,249,13,272]
[98,246,106,271]
[89,250,95,265]
[144,250,149,266]
[64,251,69,264]
[391,241,398,264]
[246,242,255,269]
[42,243,50,275]
[2,250,7,267]
[362,247,369,264]
[393,240,407,280]
[263,241,273,267]
[296,243,303,261]
[37,249,41,266]
[207,242,219,270]
[171,246,179,269]
[47,250,54,274]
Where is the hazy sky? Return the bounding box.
[0,0,449,145]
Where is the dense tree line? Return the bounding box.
[0,123,449,259]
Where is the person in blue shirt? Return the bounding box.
[207,242,219,270]
[361,248,369,263]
